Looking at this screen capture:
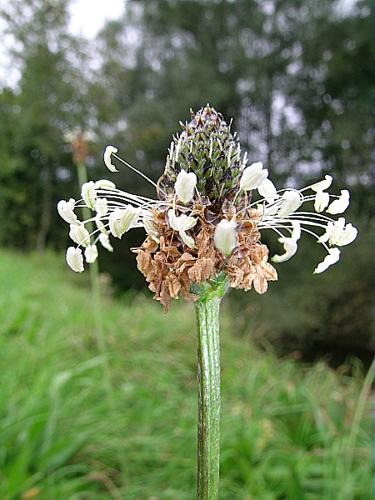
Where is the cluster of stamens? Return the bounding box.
[58,106,357,308]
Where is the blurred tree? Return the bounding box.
[0,0,89,249]
[282,0,374,212]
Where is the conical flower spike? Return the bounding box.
[57,105,357,303]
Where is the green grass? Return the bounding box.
[0,250,372,499]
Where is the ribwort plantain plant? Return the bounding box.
[58,106,357,499]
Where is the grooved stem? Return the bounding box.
[195,292,222,500]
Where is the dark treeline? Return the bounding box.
[0,0,373,361]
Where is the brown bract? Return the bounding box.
[133,207,277,309]
[72,133,88,166]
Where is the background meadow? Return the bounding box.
[0,250,373,498]
[0,0,374,498]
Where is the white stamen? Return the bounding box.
[318,218,357,247]
[85,244,98,263]
[81,181,97,210]
[104,146,119,172]
[66,247,84,273]
[272,238,298,263]
[96,216,109,234]
[214,219,238,256]
[57,198,78,224]
[326,189,350,214]
[143,216,160,242]
[69,223,90,247]
[109,206,140,239]
[311,175,333,193]
[95,197,108,216]
[168,209,197,248]
[258,178,278,203]
[314,248,341,274]
[278,191,302,217]
[314,190,330,213]
[113,153,161,192]
[240,162,268,191]
[175,169,197,204]
[99,233,113,252]
[95,179,116,190]
[271,221,301,263]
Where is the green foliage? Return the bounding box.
[0,249,372,498]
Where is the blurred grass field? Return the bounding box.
[0,250,373,499]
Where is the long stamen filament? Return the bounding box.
[112,153,165,195]
[259,224,330,252]
[239,191,341,215]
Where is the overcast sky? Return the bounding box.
[69,0,124,39]
[0,0,124,85]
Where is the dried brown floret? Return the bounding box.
[188,257,216,284]
[135,250,153,275]
[133,205,277,307]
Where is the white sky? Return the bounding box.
[0,0,124,85]
[69,0,124,39]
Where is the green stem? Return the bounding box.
[195,283,225,500]
[76,163,92,232]
[77,163,114,408]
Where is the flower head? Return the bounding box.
[58,105,357,308]
[157,106,243,207]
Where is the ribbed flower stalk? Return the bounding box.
[194,277,228,499]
